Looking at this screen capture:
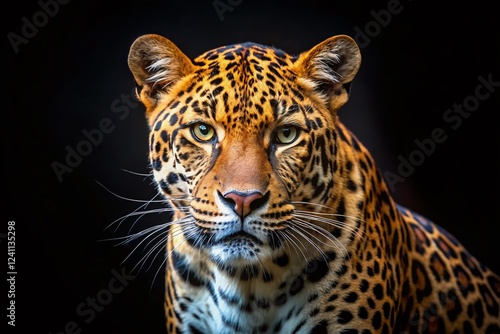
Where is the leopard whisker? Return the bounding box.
[288,225,331,266]
[119,215,192,265]
[104,206,181,233]
[120,223,171,266]
[96,180,165,204]
[292,202,365,221]
[99,221,171,244]
[293,219,341,247]
[293,218,355,271]
[273,230,301,263]
[280,229,309,264]
[150,243,170,292]
[293,208,365,224]
[119,168,154,178]
[293,212,366,241]
[192,229,209,251]
[149,221,199,290]
[279,229,298,264]
[133,230,169,274]
[292,218,349,259]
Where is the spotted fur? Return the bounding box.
[127,34,500,334]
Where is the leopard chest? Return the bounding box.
[168,257,329,334]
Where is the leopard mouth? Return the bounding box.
[219,231,263,245]
[203,229,266,264]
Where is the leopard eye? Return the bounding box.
[275,126,299,144]
[191,123,216,142]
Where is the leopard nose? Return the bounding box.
[223,191,265,218]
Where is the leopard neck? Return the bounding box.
[332,120,411,300]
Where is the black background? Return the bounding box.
[4,0,499,333]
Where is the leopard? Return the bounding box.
[127,33,500,333]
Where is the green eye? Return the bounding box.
[275,126,299,144]
[191,123,216,142]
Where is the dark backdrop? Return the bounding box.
[4,0,499,333]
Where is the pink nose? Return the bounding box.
[224,191,263,218]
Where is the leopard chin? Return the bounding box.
[208,232,274,265]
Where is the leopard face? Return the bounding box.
[129,34,361,268]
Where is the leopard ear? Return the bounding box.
[128,34,194,112]
[295,35,361,111]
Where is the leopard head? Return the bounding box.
[128,34,361,268]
